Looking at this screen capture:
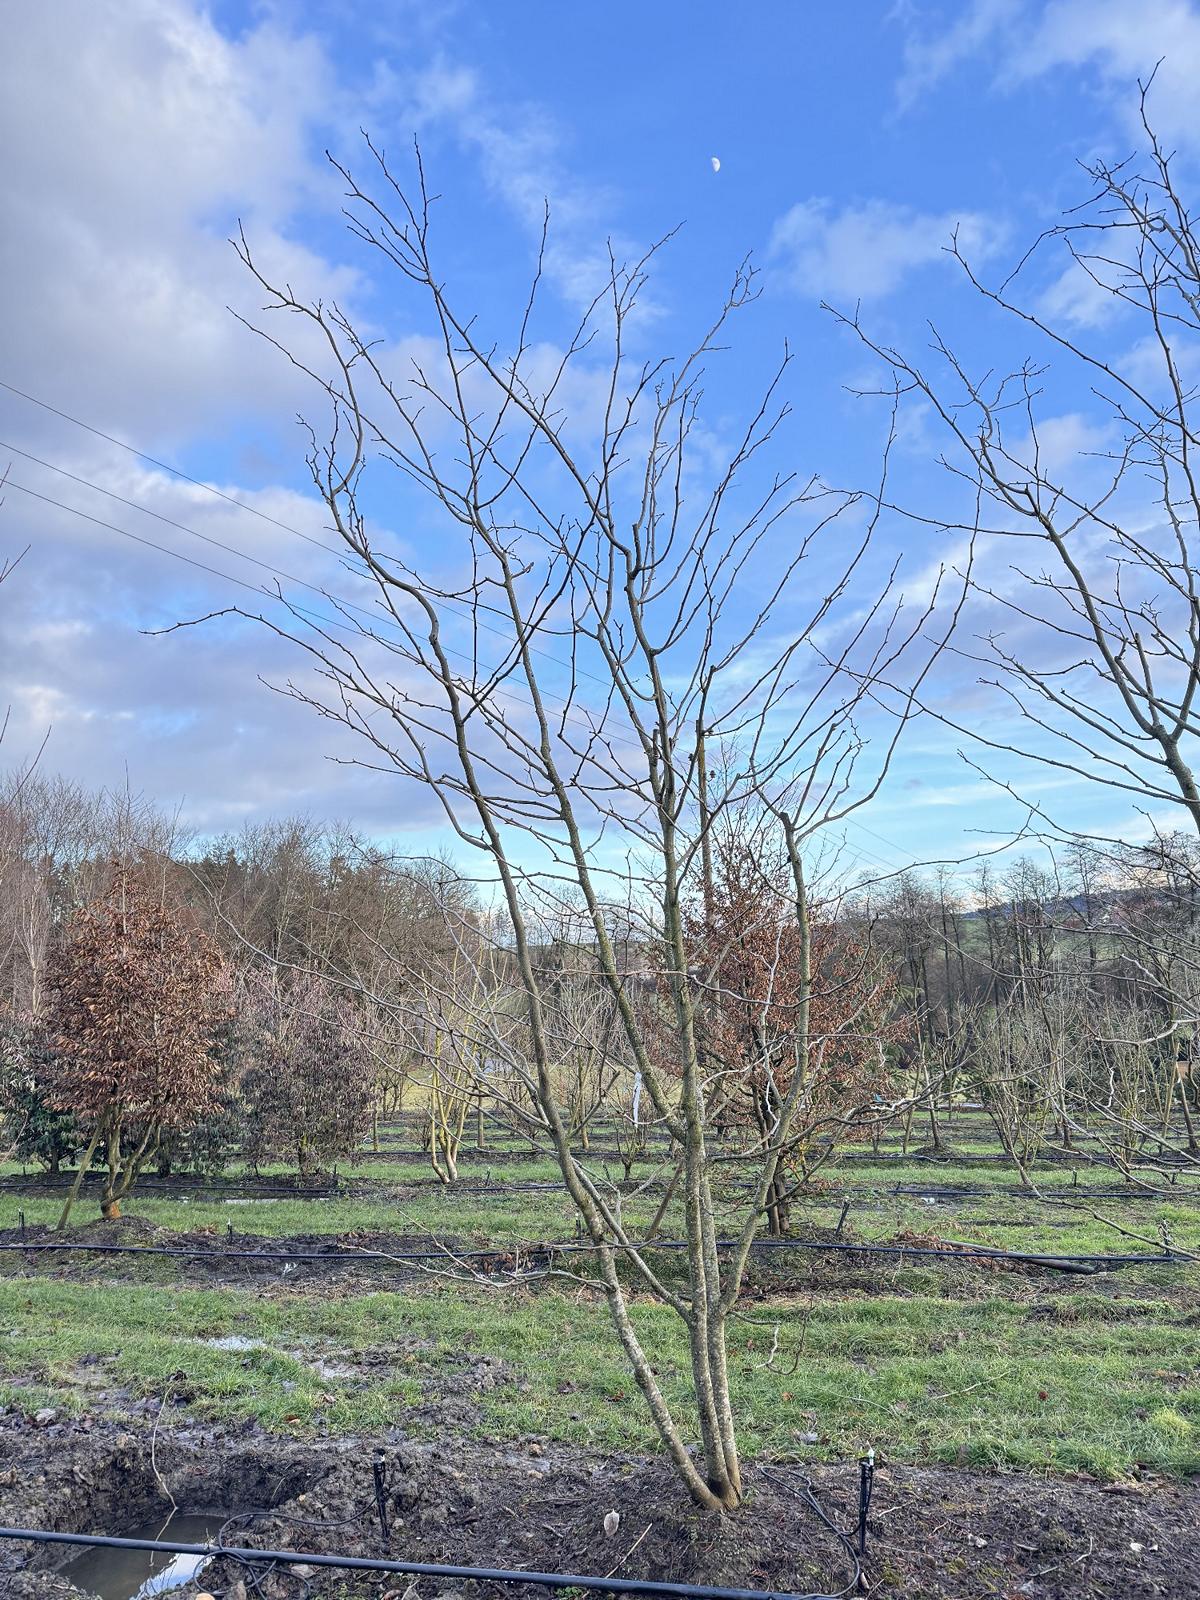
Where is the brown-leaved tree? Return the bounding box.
[49,861,229,1225]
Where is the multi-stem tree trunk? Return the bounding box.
[227,144,945,1510]
[428,1039,469,1185]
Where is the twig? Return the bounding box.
[604,1523,653,1579]
[150,1379,177,1516]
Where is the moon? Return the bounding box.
[711,156,721,173]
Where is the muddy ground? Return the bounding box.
[0,1410,1195,1600]
[6,1215,1188,1302]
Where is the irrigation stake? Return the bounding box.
[855,1447,874,1591]
[372,1455,391,1550]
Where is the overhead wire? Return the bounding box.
[0,380,619,692]
[1,374,922,866]
[1,474,652,760]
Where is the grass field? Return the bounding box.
[2,1112,1198,1491]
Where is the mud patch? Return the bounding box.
[0,1419,313,1598]
[0,1415,1197,1600]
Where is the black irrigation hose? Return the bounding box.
[0,1232,1184,1272]
[888,1182,1199,1201]
[0,1239,517,1262]
[759,1466,862,1599]
[613,1237,1181,1272]
[840,1148,1199,1169]
[4,1173,1195,1205]
[0,1179,339,1200]
[0,1527,844,1600]
[0,1175,572,1200]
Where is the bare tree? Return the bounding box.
[841,87,1200,836]
[205,146,957,1510]
[238,967,376,1179]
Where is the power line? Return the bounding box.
[844,819,916,872]
[3,475,647,757]
[2,440,648,753]
[6,475,914,863]
[1,376,923,866]
[1,438,413,641]
[0,375,615,692]
[7,477,282,600]
[0,376,334,550]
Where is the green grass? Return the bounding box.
[3,1128,1199,1484]
[0,1278,1196,1478]
[0,1188,592,1241]
[4,1162,1199,1259]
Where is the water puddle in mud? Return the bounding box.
[199,1335,357,1379]
[63,1511,225,1599]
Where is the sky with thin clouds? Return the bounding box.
[3,0,1199,875]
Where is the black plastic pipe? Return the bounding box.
[0,1526,841,1600]
[0,1234,1183,1270]
[0,1239,520,1262]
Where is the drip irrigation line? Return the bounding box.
[612,1238,1179,1272]
[0,1231,1184,1273]
[360,1147,658,1164]
[888,1182,1198,1202]
[0,1526,844,1600]
[0,1177,650,1205]
[0,1239,528,1263]
[839,1148,1199,1171]
[0,1178,339,1199]
[759,1466,862,1599]
[3,1171,1194,1205]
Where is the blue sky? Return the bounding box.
[3,0,1199,879]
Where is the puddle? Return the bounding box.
[312,1357,357,1379]
[200,1335,356,1379]
[63,1511,224,1599]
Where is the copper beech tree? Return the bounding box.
[210,147,960,1511]
[49,862,229,1226]
[680,829,904,1236]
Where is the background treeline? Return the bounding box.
[2,770,1198,1219]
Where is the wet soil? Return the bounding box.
[0,1216,550,1289]
[3,1216,1191,1308]
[0,1411,1195,1600]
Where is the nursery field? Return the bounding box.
[1,1110,1198,1600]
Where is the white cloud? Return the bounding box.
[1023,411,1115,477]
[1036,260,1126,329]
[770,197,1005,301]
[896,0,1200,152]
[402,60,635,310]
[1005,0,1200,146]
[0,0,369,450]
[0,1,444,834]
[895,0,1020,109]
[0,0,667,843]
